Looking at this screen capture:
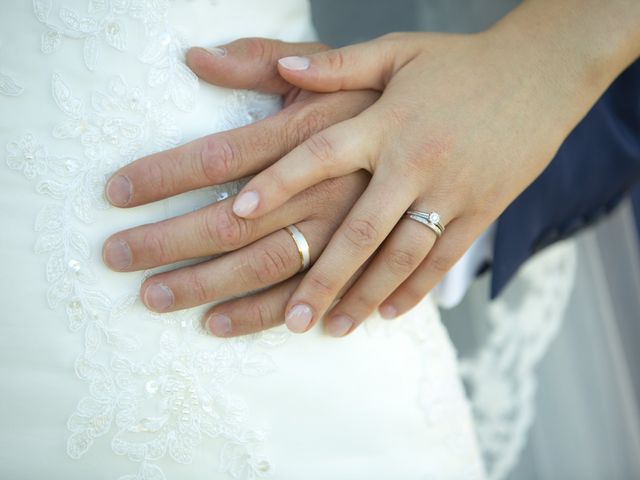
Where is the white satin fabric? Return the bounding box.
[0,1,485,479]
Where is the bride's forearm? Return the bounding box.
[485,0,640,135]
[502,0,640,78]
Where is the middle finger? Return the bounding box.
[102,194,308,272]
[140,220,329,312]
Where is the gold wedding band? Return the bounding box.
[284,224,310,272]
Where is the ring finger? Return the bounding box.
[324,205,448,336]
[379,218,483,318]
[140,220,328,312]
[102,194,308,272]
[205,259,369,337]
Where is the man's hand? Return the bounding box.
[102,38,378,336]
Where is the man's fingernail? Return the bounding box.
[207,313,232,336]
[103,238,132,270]
[285,303,313,333]
[278,56,310,71]
[209,46,227,57]
[379,304,398,319]
[144,283,174,312]
[232,191,259,217]
[327,314,353,337]
[106,175,132,207]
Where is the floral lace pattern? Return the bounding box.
[0,40,24,96]
[459,240,577,480]
[0,70,24,96]
[3,2,288,479]
[35,0,198,110]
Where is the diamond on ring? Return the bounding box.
[404,209,445,238]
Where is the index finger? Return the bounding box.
[105,88,377,207]
[104,113,290,207]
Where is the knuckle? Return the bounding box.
[242,37,272,63]
[199,136,238,182]
[263,167,287,196]
[326,49,346,71]
[386,248,421,276]
[304,131,337,169]
[250,243,293,285]
[248,301,273,331]
[141,229,171,264]
[348,291,376,314]
[307,174,368,220]
[286,106,328,147]
[429,254,454,275]
[145,157,173,194]
[207,207,249,250]
[307,272,336,298]
[343,216,379,249]
[186,269,211,305]
[399,284,425,307]
[255,302,275,330]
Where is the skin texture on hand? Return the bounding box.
[104,0,640,339]
[102,38,378,336]
[230,0,640,337]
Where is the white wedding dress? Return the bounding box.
[0,1,486,479]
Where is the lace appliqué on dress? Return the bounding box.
[34,0,198,111]
[0,40,24,96]
[3,2,286,478]
[0,71,24,96]
[459,241,577,480]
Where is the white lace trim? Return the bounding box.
[459,241,577,480]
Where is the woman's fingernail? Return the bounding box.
[232,191,259,217]
[103,238,132,270]
[278,56,310,71]
[285,303,313,333]
[209,46,227,57]
[327,314,353,337]
[207,313,232,336]
[144,283,174,312]
[379,304,398,319]
[106,175,132,206]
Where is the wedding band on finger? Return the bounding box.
[284,224,310,272]
[403,210,444,238]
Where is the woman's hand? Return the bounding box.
[231,0,640,336]
[102,38,377,336]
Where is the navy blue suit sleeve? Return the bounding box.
[491,59,640,298]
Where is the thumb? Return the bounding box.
[186,38,328,95]
[276,36,407,93]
